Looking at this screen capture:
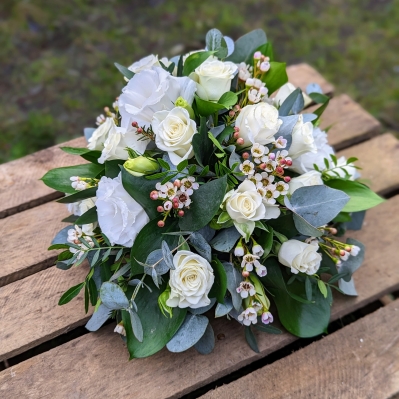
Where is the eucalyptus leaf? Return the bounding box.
[52,225,74,245]
[189,232,212,262]
[338,277,358,296]
[188,298,217,315]
[100,282,129,310]
[222,261,243,311]
[210,226,241,252]
[215,297,233,317]
[278,88,304,116]
[205,28,228,59]
[85,304,111,331]
[166,313,209,353]
[339,238,365,282]
[161,241,174,269]
[129,308,144,342]
[244,326,260,353]
[227,29,267,64]
[84,127,95,141]
[194,323,215,355]
[144,249,170,275]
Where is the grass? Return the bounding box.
[1,0,398,163]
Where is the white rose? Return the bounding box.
[152,107,196,165]
[97,122,148,164]
[290,127,334,174]
[87,117,114,151]
[325,156,357,180]
[289,114,317,159]
[166,250,215,309]
[118,67,196,129]
[235,103,282,148]
[278,239,322,275]
[127,54,169,74]
[96,173,149,247]
[190,59,237,101]
[67,198,97,236]
[288,170,324,194]
[273,82,312,108]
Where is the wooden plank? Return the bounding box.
[337,133,399,196]
[0,137,85,219]
[0,202,69,287]
[305,94,382,150]
[200,300,399,399]
[0,64,329,220]
[1,194,398,398]
[0,265,90,361]
[286,63,334,95]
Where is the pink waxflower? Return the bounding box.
[261,311,274,324]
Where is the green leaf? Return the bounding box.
[308,92,330,104]
[261,258,331,337]
[60,147,102,164]
[105,159,124,178]
[253,42,274,62]
[244,326,260,353]
[48,243,70,250]
[208,132,225,153]
[121,167,159,220]
[254,323,282,334]
[131,219,178,275]
[317,280,328,298]
[56,187,97,204]
[177,55,183,77]
[42,164,104,194]
[194,96,225,117]
[114,62,134,79]
[226,29,267,64]
[263,62,288,94]
[58,282,85,305]
[123,281,186,359]
[217,125,234,144]
[75,206,98,225]
[218,91,238,109]
[179,175,228,231]
[192,116,213,167]
[183,51,214,76]
[177,159,188,172]
[324,179,385,212]
[209,258,228,304]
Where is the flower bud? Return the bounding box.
[150,190,159,200]
[178,210,184,217]
[157,206,164,212]
[175,96,195,119]
[157,220,165,228]
[234,239,244,257]
[173,179,181,188]
[253,51,262,60]
[114,321,126,336]
[124,156,159,177]
[242,271,250,278]
[236,138,244,145]
[284,176,291,183]
[242,152,250,160]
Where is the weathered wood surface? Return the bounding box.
[0,202,70,287]
[306,93,382,150]
[201,300,399,399]
[337,133,399,196]
[286,63,334,95]
[1,194,398,398]
[0,137,85,219]
[1,133,398,361]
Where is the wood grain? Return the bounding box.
[337,133,399,196]
[0,194,398,397]
[0,137,85,219]
[201,300,399,399]
[287,63,334,95]
[0,201,69,287]
[305,94,382,150]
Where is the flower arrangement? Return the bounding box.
[42,29,384,358]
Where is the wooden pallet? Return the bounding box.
[0,64,398,399]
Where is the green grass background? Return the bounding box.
[1,0,398,163]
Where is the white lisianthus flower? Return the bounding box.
[190,59,237,101]
[278,239,322,275]
[288,114,317,159]
[96,173,149,247]
[118,67,196,129]
[273,82,312,108]
[325,156,357,180]
[152,107,196,165]
[97,122,147,164]
[67,198,97,236]
[290,127,334,174]
[166,250,215,309]
[235,103,282,148]
[127,54,170,74]
[87,117,115,151]
[288,170,324,194]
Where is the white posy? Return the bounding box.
[127,54,169,74]
[97,122,148,164]
[288,114,317,159]
[118,67,196,129]
[278,239,322,275]
[96,173,149,247]
[152,107,196,165]
[166,250,215,309]
[325,156,357,180]
[190,59,237,101]
[67,198,97,236]
[290,127,334,173]
[87,117,115,151]
[235,103,282,147]
[288,170,324,194]
[273,82,312,108]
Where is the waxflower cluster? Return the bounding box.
[43,28,382,360]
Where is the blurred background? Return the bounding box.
[1,0,398,164]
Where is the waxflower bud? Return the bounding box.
[234,239,244,257]
[124,156,159,177]
[175,96,195,120]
